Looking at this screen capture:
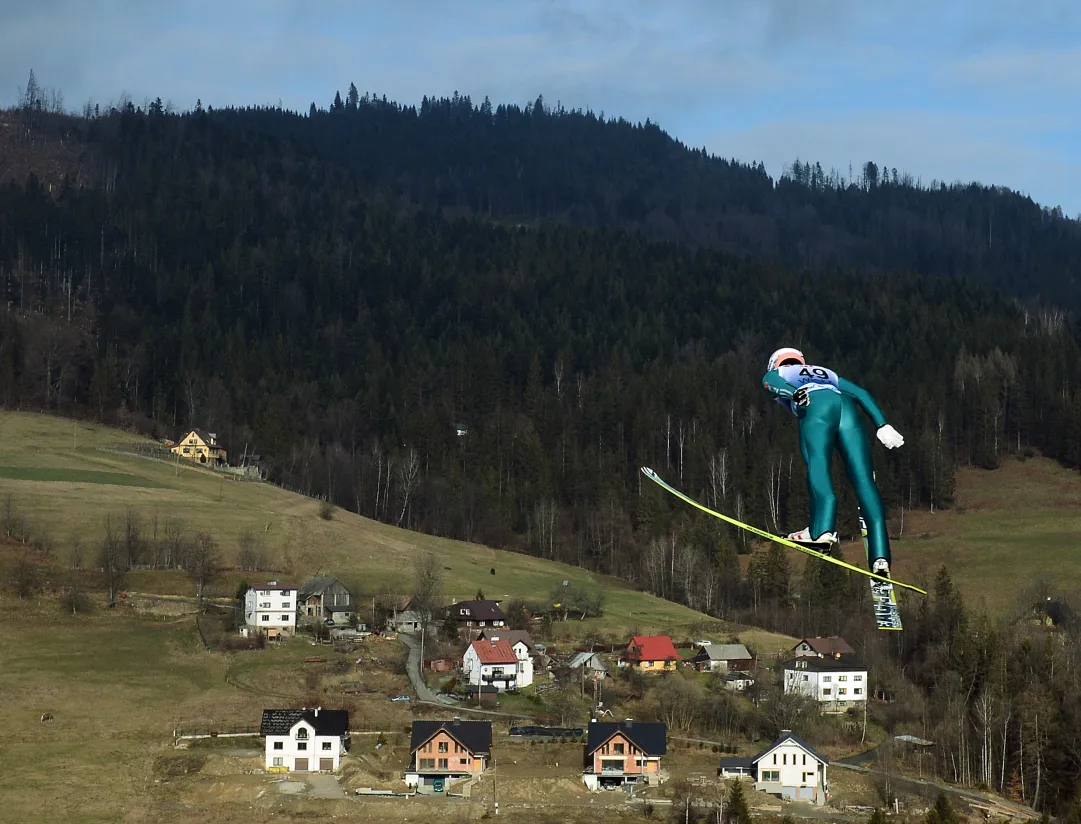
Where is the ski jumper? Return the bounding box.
[762,363,892,565]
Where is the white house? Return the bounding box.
[783,656,867,712]
[245,581,298,638]
[462,638,532,691]
[718,730,828,806]
[260,708,349,773]
[475,630,539,682]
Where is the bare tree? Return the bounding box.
[188,533,220,605]
[97,517,127,607]
[9,555,40,598]
[123,508,143,568]
[396,447,420,527]
[532,500,557,559]
[59,579,90,616]
[708,448,729,508]
[411,552,444,635]
[236,529,267,572]
[161,514,187,569]
[67,534,84,570]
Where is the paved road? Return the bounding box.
[398,633,452,704]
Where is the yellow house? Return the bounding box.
[618,636,683,673]
[171,429,228,466]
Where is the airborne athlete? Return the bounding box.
[761,347,905,577]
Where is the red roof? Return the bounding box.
[470,639,518,665]
[626,635,682,662]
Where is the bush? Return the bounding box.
[318,499,334,520]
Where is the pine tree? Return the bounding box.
[724,780,751,824]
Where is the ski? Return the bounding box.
[859,508,903,631]
[640,466,927,596]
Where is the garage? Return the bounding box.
[319,758,333,771]
[294,758,308,771]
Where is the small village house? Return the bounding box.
[261,707,349,773]
[718,730,828,806]
[784,656,868,712]
[725,671,755,692]
[297,576,353,625]
[475,629,541,675]
[689,642,753,673]
[446,599,507,632]
[244,581,298,639]
[171,429,228,466]
[791,636,856,659]
[583,718,667,791]
[462,638,529,690]
[568,651,609,680]
[406,719,492,793]
[618,635,682,672]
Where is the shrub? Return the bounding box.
[318,499,334,520]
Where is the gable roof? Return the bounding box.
[625,635,682,661]
[752,730,828,766]
[449,599,507,621]
[469,639,518,665]
[298,576,338,599]
[568,651,608,670]
[475,629,536,654]
[586,721,667,756]
[794,636,856,656]
[696,643,751,661]
[250,581,298,592]
[260,708,349,737]
[410,720,492,755]
[182,428,224,446]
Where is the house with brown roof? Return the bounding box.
[792,636,856,659]
[406,718,492,793]
[446,599,506,632]
[582,718,667,791]
[618,635,682,673]
[462,638,531,689]
[171,429,228,466]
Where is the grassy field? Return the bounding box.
[879,456,1081,615]
[0,411,797,649]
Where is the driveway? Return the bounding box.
[307,774,346,799]
[398,633,452,704]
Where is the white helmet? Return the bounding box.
[767,347,805,372]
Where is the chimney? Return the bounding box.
[624,718,633,728]
[315,707,320,717]
[453,717,461,726]
[590,717,597,723]
[781,729,792,736]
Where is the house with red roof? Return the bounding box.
[618,635,682,673]
[462,637,533,690]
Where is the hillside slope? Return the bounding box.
[0,411,793,649]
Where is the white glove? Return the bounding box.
[877,424,904,449]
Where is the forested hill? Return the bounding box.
[2,96,1081,626]
[212,90,1081,308]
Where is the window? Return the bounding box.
[839,688,847,696]
[261,615,269,622]
[298,742,307,750]
[454,743,463,753]
[783,753,787,765]
[273,742,283,751]
[822,676,831,682]
[460,758,469,766]
[273,757,283,767]
[281,615,290,621]
[182,447,191,454]
[419,758,435,769]
[322,742,332,751]
[854,688,863,695]
[822,688,832,695]
[281,602,290,609]
[260,602,271,608]
[438,741,448,753]
[838,675,848,681]
[854,674,863,681]
[280,590,290,596]
[802,674,808,681]
[261,590,271,596]
[438,758,448,770]
[802,754,807,766]
[296,729,308,739]
[614,743,625,755]
[762,770,780,782]
[773,754,777,765]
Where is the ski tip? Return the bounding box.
[640,466,656,477]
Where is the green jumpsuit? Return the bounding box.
[762,365,891,565]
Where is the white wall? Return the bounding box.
[784,666,866,705]
[246,586,297,633]
[462,646,520,688]
[264,719,344,771]
[755,742,825,788]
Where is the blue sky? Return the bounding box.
[3,0,1079,215]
